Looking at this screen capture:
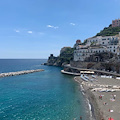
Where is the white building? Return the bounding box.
[86,36,119,46]
[74,35,120,61]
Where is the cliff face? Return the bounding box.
[47,48,74,66]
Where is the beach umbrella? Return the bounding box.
[108,118,114,120]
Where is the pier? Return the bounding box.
[0,69,44,78]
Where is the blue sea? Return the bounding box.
[0,59,89,120]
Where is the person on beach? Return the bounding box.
[103,102,107,105]
[112,94,116,99]
[113,95,116,99]
[108,117,113,120]
[99,95,102,100]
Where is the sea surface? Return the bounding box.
[0,59,89,120]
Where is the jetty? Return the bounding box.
[0,69,44,78]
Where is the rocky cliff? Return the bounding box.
[46,47,74,66]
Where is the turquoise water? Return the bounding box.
[0,59,88,120]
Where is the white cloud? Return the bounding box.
[70,23,75,26]
[27,31,33,34]
[15,29,20,33]
[47,25,53,28]
[47,25,59,29]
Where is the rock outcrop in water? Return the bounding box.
[0,69,44,78]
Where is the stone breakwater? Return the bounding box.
[0,69,44,78]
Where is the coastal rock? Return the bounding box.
[46,47,74,67]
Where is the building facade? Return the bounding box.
[112,19,120,27]
[74,35,120,61]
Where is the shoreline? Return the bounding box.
[74,75,120,120]
[74,77,103,120]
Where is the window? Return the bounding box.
[114,50,115,52]
[102,42,104,44]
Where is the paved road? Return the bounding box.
[64,64,120,77]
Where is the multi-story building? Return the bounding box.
[74,35,120,61]
[112,19,120,27]
[86,36,119,46]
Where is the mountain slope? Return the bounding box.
[96,24,120,36]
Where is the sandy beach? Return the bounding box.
[74,75,120,120]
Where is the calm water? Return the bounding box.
[0,59,88,120]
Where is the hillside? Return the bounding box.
[96,24,120,36]
[47,47,74,66]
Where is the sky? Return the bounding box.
[0,0,120,58]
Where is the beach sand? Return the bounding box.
[74,76,120,120]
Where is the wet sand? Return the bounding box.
[74,75,120,120]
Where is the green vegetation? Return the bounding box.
[60,48,74,63]
[47,48,74,66]
[81,39,87,45]
[96,24,120,36]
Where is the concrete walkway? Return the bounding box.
[64,64,120,77]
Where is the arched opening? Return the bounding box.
[95,57,99,62]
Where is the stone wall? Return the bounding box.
[70,60,120,73]
[70,61,96,69]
